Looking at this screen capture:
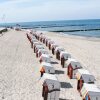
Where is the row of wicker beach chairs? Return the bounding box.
[26,30,60,100]
[26,30,100,100]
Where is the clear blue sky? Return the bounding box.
[0,0,100,23]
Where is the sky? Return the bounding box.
[0,0,100,23]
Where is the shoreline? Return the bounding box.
[39,30,100,42]
[58,32,100,42]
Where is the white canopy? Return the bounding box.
[65,58,82,69]
[27,32,32,38]
[32,39,38,42]
[38,49,48,54]
[48,40,54,45]
[42,73,60,90]
[51,44,59,49]
[33,42,42,45]
[55,47,65,53]
[42,35,46,38]
[35,45,44,50]
[28,29,33,33]
[40,34,45,38]
[39,34,43,38]
[40,54,51,63]
[40,54,50,58]
[36,31,42,35]
[43,73,58,81]
[76,69,95,83]
[81,83,100,100]
[60,51,71,60]
[32,36,36,39]
[41,62,52,67]
[41,62,55,74]
[45,38,51,42]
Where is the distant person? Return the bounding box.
[40,67,45,77]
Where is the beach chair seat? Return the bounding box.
[41,73,60,100]
[81,83,100,100]
[40,62,55,74]
[39,54,51,63]
[36,49,48,57]
[64,58,82,79]
[60,51,71,68]
[55,47,65,60]
[76,69,95,92]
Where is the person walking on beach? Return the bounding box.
[40,67,45,77]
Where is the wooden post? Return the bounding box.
[52,48,55,55]
[61,57,65,68]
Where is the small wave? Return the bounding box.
[50,28,100,32]
[20,24,89,29]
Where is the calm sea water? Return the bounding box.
[0,19,100,38]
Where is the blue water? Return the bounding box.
[0,19,100,38]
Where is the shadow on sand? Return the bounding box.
[55,70,64,74]
[51,61,59,64]
[59,99,66,100]
[60,82,73,88]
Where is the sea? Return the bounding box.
[0,19,100,38]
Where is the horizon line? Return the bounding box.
[0,18,100,24]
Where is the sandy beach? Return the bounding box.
[44,31,100,85]
[0,29,100,100]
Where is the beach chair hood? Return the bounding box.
[60,51,71,60]
[51,44,59,49]
[35,45,44,50]
[41,62,55,73]
[40,54,51,63]
[81,83,100,100]
[55,47,65,53]
[38,49,48,55]
[32,39,38,43]
[42,73,60,91]
[65,58,82,68]
[32,36,36,39]
[76,69,95,83]
[33,42,42,45]
[48,40,54,44]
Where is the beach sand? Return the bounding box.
[44,31,100,85]
[0,29,100,100]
